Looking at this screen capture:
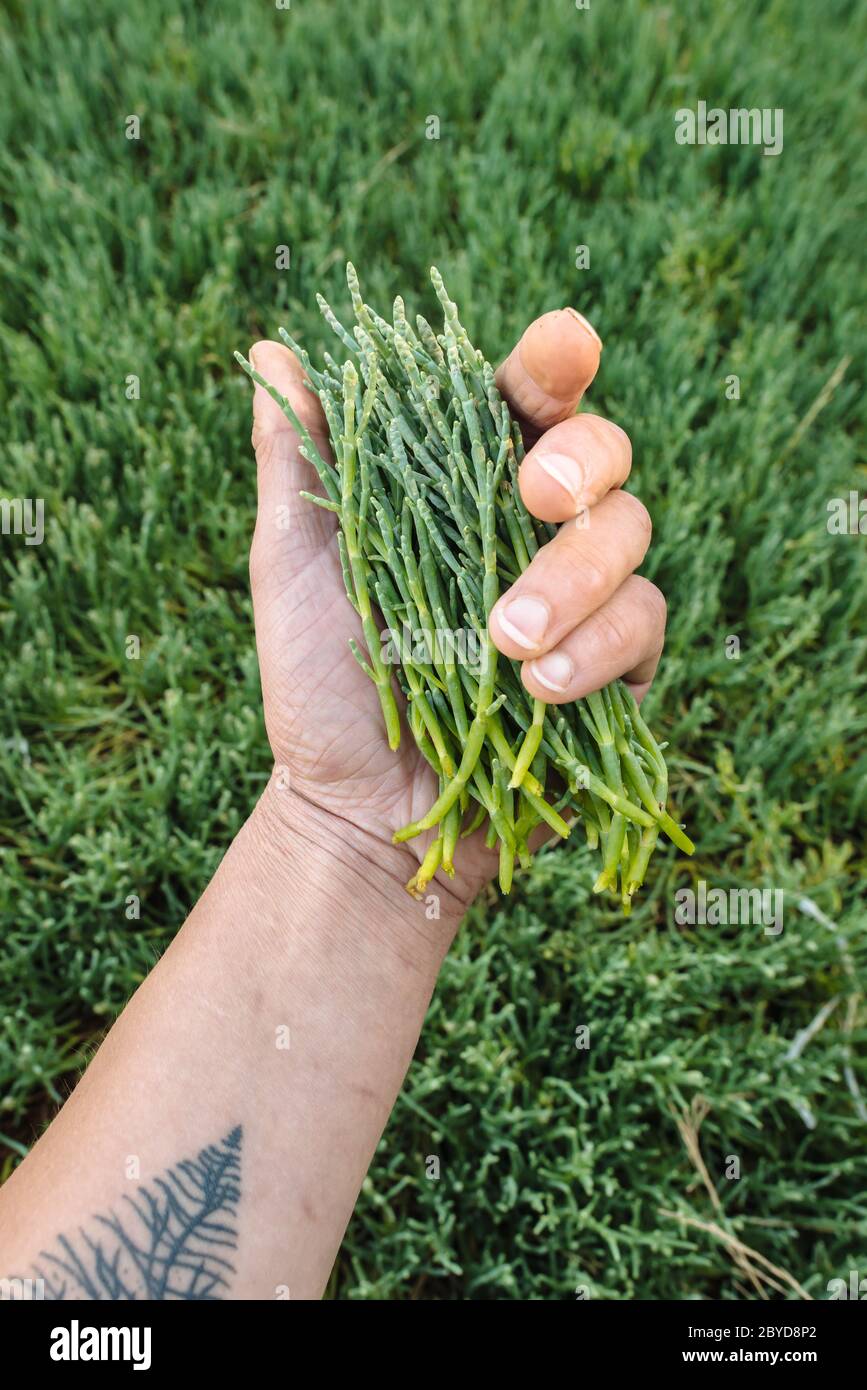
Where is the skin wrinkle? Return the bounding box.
[307,720,381,786]
[248,815,447,976]
[520,413,633,522]
[260,786,471,927]
[525,576,667,701]
[491,486,653,662]
[614,488,653,541]
[251,490,335,566]
[254,553,342,623]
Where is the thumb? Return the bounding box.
[495,308,602,446]
[247,339,336,590]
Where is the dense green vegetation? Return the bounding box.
[1,0,865,1298]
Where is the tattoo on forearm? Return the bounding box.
[23,1126,242,1300]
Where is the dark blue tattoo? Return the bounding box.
[26,1126,242,1300]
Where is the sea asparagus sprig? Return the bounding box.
[236,265,694,907]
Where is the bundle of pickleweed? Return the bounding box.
[236,266,693,907]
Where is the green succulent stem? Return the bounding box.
[236,268,692,900]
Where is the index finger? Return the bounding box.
[494,307,603,439]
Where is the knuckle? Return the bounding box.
[573,554,610,607]
[592,604,633,656]
[251,422,275,462]
[604,416,632,455]
[579,413,632,465]
[639,578,668,632]
[603,419,633,474]
[591,412,632,450]
[616,490,652,544]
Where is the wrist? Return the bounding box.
[242,776,465,980]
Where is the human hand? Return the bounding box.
[246,307,665,914]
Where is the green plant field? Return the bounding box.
[1,0,865,1298]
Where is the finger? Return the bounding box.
[520,576,666,704]
[495,307,602,438]
[518,413,632,524]
[247,340,335,589]
[489,489,652,659]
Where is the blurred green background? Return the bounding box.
[1,0,865,1298]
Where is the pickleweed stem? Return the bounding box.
[236,269,692,901]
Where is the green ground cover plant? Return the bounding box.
[1,0,865,1298]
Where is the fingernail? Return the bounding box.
[529,651,574,693]
[248,345,259,371]
[497,596,549,650]
[534,449,584,505]
[565,307,603,350]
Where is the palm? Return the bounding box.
[256,508,428,820]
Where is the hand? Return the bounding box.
[246,307,665,911]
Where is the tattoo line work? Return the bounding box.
[22,1125,242,1300]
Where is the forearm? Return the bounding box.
[0,787,462,1299]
